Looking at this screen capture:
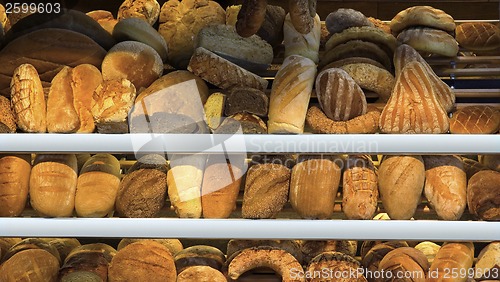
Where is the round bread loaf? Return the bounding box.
[397,27,459,57]
[362,241,409,275]
[59,249,108,281]
[378,247,429,281]
[456,22,500,51]
[108,241,176,281]
[0,96,15,133]
[118,0,160,25]
[117,239,183,256]
[3,238,61,265]
[321,56,385,72]
[0,249,59,282]
[86,10,117,34]
[450,106,500,134]
[177,266,226,282]
[321,40,392,71]
[174,245,226,273]
[390,6,456,34]
[339,63,395,101]
[102,41,163,91]
[325,26,397,57]
[60,271,103,282]
[227,240,303,264]
[325,8,373,34]
[67,243,117,263]
[467,170,500,220]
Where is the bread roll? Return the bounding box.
[47,238,81,262]
[290,156,341,219]
[116,154,167,218]
[10,63,46,132]
[427,242,474,282]
[467,170,500,220]
[46,67,80,133]
[378,155,425,220]
[0,249,59,282]
[284,13,321,63]
[450,106,500,134]
[71,64,103,133]
[227,240,303,264]
[362,241,409,279]
[0,96,15,133]
[268,55,316,134]
[456,22,500,51]
[215,113,268,134]
[29,154,78,217]
[338,63,395,102]
[177,266,226,282]
[423,155,467,221]
[299,240,357,264]
[397,27,459,57]
[307,251,367,282]
[326,8,373,34]
[91,78,136,134]
[0,154,31,216]
[75,154,121,217]
[378,247,429,282]
[414,241,441,265]
[174,245,225,273]
[159,0,225,69]
[204,92,225,131]
[306,106,380,134]
[188,47,268,91]
[480,155,500,172]
[390,6,456,35]
[0,28,106,97]
[201,156,244,218]
[228,246,304,281]
[118,0,160,25]
[117,239,183,256]
[242,163,290,218]
[379,61,449,134]
[225,87,269,117]
[475,242,500,281]
[108,241,176,282]
[315,68,367,121]
[86,10,117,34]
[102,41,163,91]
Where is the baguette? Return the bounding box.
[427,242,474,282]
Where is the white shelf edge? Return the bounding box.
[0,134,499,154]
[0,218,498,241]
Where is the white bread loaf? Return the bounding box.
[268,55,316,134]
[284,13,321,63]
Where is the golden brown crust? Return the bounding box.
[117,0,160,25]
[339,63,395,102]
[306,106,380,134]
[0,95,15,133]
[236,0,267,37]
[390,5,456,34]
[0,249,59,282]
[450,106,500,134]
[368,17,391,34]
[362,241,409,274]
[177,266,226,282]
[71,64,102,133]
[456,22,500,51]
[378,247,429,282]
[46,67,80,133]
[427,242,474,282]
[289,0,315,34]
[0,155,31,216]
[467,170,500,220]
[397,27,459,57]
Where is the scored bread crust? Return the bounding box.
[339,63,395,101]
[449,106,500,134]
[390,5,456,34]
[397,27,459,57]
[321,40,392,71]
[456,22,500,51]
[306,106,380,134]
[325,26,397,56]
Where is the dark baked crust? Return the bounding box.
[289,0,314,34]
[236,0,267,37]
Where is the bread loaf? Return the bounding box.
[9,63,46,132]
[339,63,395,102]
[378,247,429,282]
[29,154,78,217]
[306,106,380,134]
[378,155,425,220]
[0,28,106,97]
[204,92,225,131]
[321,57,385,71]
[117,239,183,256]
[75,154,121,217]
[91,78,136,134]
[450,106,500,134]
[321,40,392,71]
[456,22,500,51]
[228,246,304,281]
[242,163,290,218]
[3,238,61,264]
[108,241,176,281]
[315,68,367,121]
[46,67,80,133]
[47,238,81,262]
[467,170,500,220]
[225,87,269,117]
[284,13,321,63]
[325,26,397,57]
[474,242,500,281]
[159,0,225,69]
[77,153,92,173]
[299,240,357,263]
[118,0,160,25]
[59,249,108,281]
[423,155,467,220]
[0,238,21,261]
[177,266,227,282]
[394,44,455,113]
[268,55,316,134]
[397,27,459,57]
[289,0,315,34]
[215,113,268,134]
[306,252,367,282]
[390,6,456,35]
[116,154,167,218]
[414,241,441,265]
[462,157,488,180]
[290,156,341,219]
[236,0,267,37]
[362,241,409,279]
[201,156,244,218]
[427,242,474,282]
[174,245,225,273]
[86,10,117,35]
[480,154,500,172]
[326,8,373,34]
[379,61,449,134]
[71,64,103,133]
[0,249,59,282]
[342,155,378,220]
[0,96,15,133]
[68,243,116,263]
[0,154,31,216]
[227,240,303,264]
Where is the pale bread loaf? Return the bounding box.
[449,106,500,134]
[456,22,500,51]
[283,13,321,63]
[414,241,441,265]
[390,6,456,34]
[475,242,500,281]
[339,63,395,101]
[268,55,316,134]
[397,27,459,57]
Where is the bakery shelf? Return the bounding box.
[0,218,498,241]
[0,133,499,154]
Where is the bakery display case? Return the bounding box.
[0,0,499,281]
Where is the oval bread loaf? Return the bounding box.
[0,154,31,216]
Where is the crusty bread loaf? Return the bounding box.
[68,243,116,263]
[118,0,160,25]
[397,27,459,57]
[379,61,449,134]
[225,87,268,117]
[75,154,121,217]
[0,154,31,216]
[108,241,176,282]
[268,55,316,134]
[456,22,500,51]
[378,155,425,220]
[284,13,321,63]
[343,155,378,220]
[10,63,46,132]
[227,240,303,264]
[0,249,59,282]
[394,44,455,113]
[307,252,367,282]
[86,10,117,35]
[368,17,391,34]
[3,238,61,264]
[29,154,78,217]
[450,106,500,134]
[321,56,385,71]
[116,154,167,218]
[321,40,393,71]
[339,63,395,102]
[228,246,304,281]
[215,112,268,134]
[46,67,80,133]
[117,239,183,256]
[378,247,429,282]
[474,242,500,281]
[423,155,467,220]
[467,170,500,220]
[71,64,103,133]
[47,238,81,262]
[414,241,441,265]
[0,95,15,133]
[290,156,341,219]
[242,163,290,218]
[174,245,225,273]
[306,105,380,134]
[362,241,409,278]
[159,0,225,69]
[59,249,108,281]
[325,8,373,35]
[315,68,367,121]
[427,242,474,282]
[235,0,267,37]
[0,28,106,97]
[299,240,357,263]
[390,6,456,34]
[177,266,226,282]
[325,26,397,57]
[204,92,225,131]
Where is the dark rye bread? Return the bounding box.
[0,28,106,97]
[224,87,269,117]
